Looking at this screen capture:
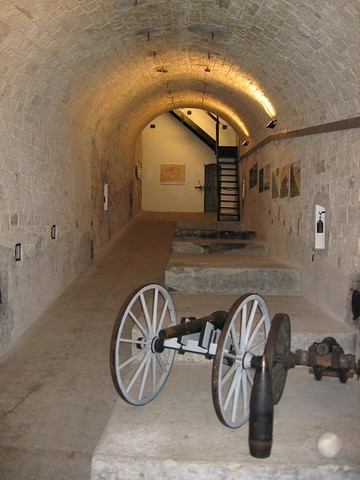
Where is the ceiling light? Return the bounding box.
[266,119,277,129]
[156,67,168,73]
[242,140,249,146]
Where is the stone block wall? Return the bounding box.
[0,102,141,357]
[240,128,360,324]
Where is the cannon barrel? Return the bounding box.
[314,336,339,356]
[158,310,227,340]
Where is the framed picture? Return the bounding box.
[272,168,279,198]
[264,164,270,191]
[290,160,301,197]
[160,164,185,184]
[249,163,258,188]
[259,168,264,192]
[280,165,289,198]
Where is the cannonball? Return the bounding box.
[317,432,342,458]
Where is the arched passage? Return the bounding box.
[1,0,359,354]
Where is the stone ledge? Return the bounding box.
[91,366,360,480]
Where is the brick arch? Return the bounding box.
[1,0,359,354]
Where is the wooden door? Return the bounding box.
[204,163,218,212]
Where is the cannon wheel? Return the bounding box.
[110,284,177,405]
[264,313,292,405]
[212,293,271,428]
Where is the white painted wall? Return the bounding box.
[142,112,218,212]
[180,109,237,146]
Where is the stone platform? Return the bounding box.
[91,364,360,480]
[165,255,303,296]
[172,238,269,255]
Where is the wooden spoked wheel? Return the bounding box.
[212,293,271,428]
[110,284,177,405]
[264,313,292,405]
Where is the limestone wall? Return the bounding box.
[0,101,140,356]
[240,128,360,324]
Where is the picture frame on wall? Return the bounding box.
[264,164,270,191]
[249,163,258,188]
[280,165,289,198]
[290,160,301,197]
[272,167,280,198]
[259,168,264,192]
[160,164,185,184]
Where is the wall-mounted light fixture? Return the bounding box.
[155,66,168,73]
[15,243,21,261]
[242,140,249,146]
[266,119,278,129]
[51,225,56,239]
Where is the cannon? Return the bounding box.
[110,283,359,458]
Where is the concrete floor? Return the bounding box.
[0,213,185,479]
[1,212,359,479]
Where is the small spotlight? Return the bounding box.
[242,140,249,146]
[266,119,277,129]
[51,225,56,239]
[15,243,21,261]
[205,66,211,72]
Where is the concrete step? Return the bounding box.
[92,364,360,480]
[175,228,256,240]
[175,220,256,240]
[165,254,302,296]
[171,294,358,355]
[172,238,269,256]
[176,220,247,231]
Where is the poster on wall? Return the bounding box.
[264,164,270,191]
[272,168,280,198]
[280,165,289,197]
[259,168,264,192]
[160,164,185,184]
[290,160,301,197]
[249,163,258,188]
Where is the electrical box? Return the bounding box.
[315,204,325,249]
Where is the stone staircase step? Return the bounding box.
[175,228,256,240]
[165,254,303,296]
[176,220,247,231]
[175,220,256,240]
[172,238,269,255]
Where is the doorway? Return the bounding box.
[204,163,218,212]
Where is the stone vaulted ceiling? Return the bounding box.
[2,0,360,145]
